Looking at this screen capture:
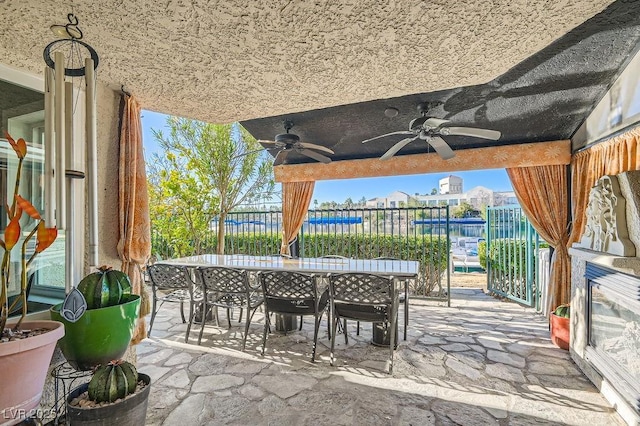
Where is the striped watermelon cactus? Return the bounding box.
[553,304,570,318]
[87,360,138,403]
[77,266,132,310]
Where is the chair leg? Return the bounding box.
[198,304,207,345]
[226,308,232,328]
[299,315,303,331]
[312,314,321,362]
[214,306,220,327]
[343,319,348,344]
[242,305,261,351]
[356,321,360,335]
[261,310,270,356]
[326,309,331,340]
[241,306,252,351]
[330,314,339,366]
[185,301,195,343]
[179,301,186,324]
[388,307,398,375]
[404,280,409,341]
[239,308,244,324]
[148,296,158,336]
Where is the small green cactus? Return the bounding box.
[87,360,138,403]
[553,304,570,319]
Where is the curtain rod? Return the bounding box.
[573,120,640,154]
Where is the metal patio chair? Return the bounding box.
[373,256,409,340]
[147,263,200,340]
[328,272,399,373]
[258,270,330,362]
[194,266,264,350]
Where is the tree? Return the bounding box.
[148,118,274,255]
[451,202,481,218]
[358,196,367,207]
[343,197,354,209]
[431,188,438,195]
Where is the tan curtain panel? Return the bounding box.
[568,127,640,247]
[506,165,570,310]
[280,181,315,255]
[116,93,152,345]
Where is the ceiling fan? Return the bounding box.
[362,102,501,160]
[256,120,334,166]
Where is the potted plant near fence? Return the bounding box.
[65,359,151,425]
[0,132,64,425]
[550,303,570,350]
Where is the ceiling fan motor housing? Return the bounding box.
[274,133,300,145]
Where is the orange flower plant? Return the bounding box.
[1,132,58,333]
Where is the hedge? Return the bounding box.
[152,231,450,295]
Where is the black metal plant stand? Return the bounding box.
[48,363,93,425]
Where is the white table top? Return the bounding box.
[159,254,419,278]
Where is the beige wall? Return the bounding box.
[91,83,121,273]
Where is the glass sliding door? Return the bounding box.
[0,77,65,302]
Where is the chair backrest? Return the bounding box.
[148,264,192,290]
[329,273,395,305]
[259,270,317,300]
[259,270,320,315]
[198,266,250,295]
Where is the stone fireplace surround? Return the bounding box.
[570,170,640,426]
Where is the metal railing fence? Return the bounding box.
[152,206,451,301]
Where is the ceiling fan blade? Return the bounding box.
[297,142,335,154]
[257,139,279,145]
[298,149,331,164]
[427,136,455,160]
[273,150,289,166]
[362,131,413,144]
[424,118,449,128]
[380,137,417,160]
[445,126,501,140]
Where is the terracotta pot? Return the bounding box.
[0,320,65,426]
[50,295,140,371]
[550,312,570,350]
[65,373,151,426]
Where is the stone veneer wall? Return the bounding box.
[570,171,640,426]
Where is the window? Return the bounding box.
[1,76,65,304]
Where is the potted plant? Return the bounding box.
[50,266,141,371]
[66,359,151,425]
[0,132,64,425]
[550,303,570,350]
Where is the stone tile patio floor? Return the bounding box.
[137,288,623,425]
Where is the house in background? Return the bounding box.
[365,176,518,210]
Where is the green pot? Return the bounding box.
[50,295,140,371]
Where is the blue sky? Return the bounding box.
[141,110,512,204]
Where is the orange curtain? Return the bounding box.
[280,181,314,255]
[568,127,640,247]
[506,165,570,310]
[116,94,152,344]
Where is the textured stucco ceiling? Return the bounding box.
[242,0,640,164]
[0,0,618,124]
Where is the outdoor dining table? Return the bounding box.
[159,254,419,340]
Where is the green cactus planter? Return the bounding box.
[50,295,140,371]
